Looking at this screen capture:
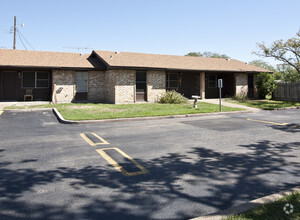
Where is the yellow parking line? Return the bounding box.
[80,133,109,146]
[96,147,148,176]
[247,118,289,126]
[0,111,3,116]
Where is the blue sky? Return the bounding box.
[0,0,299,65]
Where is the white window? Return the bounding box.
[22,71,50,88]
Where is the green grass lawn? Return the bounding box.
[227,99,300,110]
[226,191,300,220]
[4,103,242,120]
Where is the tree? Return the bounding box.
[249,60,276,72]
[249,60,282,80]
[185,52,203,57]
[255,72,277,99]
[253,30,300,74]
[249,60,300,82]
[185,51,230,59]
[276,64,300,82]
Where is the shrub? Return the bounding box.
[232,94,249,102]
[256,72,277,99]
[158,90,188,104]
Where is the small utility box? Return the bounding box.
[191,95,201,108]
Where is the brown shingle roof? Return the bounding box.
[94,50,271,73]
[0,49,94,69]
[0,49,272,73]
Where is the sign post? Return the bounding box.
[218,79,223,112]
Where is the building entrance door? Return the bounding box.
[248,74,254,98]
[136,71,147,102]
[75,72,88,101]
[1,72,17,100]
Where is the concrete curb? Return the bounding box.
[52,108,254,124]
[191,185,300,220]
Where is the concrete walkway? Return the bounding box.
[0,101,50,110]
[200,99,261,112]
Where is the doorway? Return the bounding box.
[136,71,147,102]
[75,72,88,101]
[1,72,17,100]
[180,72,198,98]
[248,74,254,98]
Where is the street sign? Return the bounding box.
[218,79,223,88]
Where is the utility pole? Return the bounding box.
[13,16,16,49]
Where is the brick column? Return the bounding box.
[200,72,205,99]
[147,70,166,102]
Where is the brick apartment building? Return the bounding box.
[0,49,271,104]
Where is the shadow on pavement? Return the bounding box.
[0,140,299,219]
[270,123,300,133]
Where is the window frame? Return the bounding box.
[166,72,179,90]
[208,74,217,88]
[22,71,50,89]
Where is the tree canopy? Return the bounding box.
[249,60,276,72]
[276,64,300,82]
[253,30,300,74]
[185,51,230,59]
[250,59,300,82]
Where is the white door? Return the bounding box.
[76,72,88,93]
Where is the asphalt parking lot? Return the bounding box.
[0,109,299,219]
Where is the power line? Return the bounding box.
[17,31,27,50]
[17,30,35,50]
[11,16,35,50]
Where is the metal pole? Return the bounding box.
[219,87,222,112]
[13,16,16,49]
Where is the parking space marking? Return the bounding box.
[96,147,148,176]
[0,111,3,116]
[80,133,109,146]
[247,118,289,126]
